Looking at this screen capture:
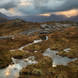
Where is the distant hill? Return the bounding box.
[0,19,40,36]
[0,12,78,23]
[0,12,8,23]
[0,12,8,18]
[18,14,78,22]
[69,15,78,22]
[19,14,67,22]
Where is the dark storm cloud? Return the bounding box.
[58,0,78,11]
[0,0,78,16]
[18,0,78,15]
[0,2,16,9]
[33,0,78,13]
[17,0,67,15]
[0,0,17,9]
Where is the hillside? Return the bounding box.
[0,20,78,78]
[0,19,40,36]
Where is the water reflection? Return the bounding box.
[43,48,77,67]
[0,56,37,78]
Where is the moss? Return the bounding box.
[68,60,78,72]
[24,40,49,53]
[57,47,78,58]
[10,50,33,59]
[0,50,12,69]
[19,56,52,78]
[32,68,43,75]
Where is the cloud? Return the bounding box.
[0,0,17,9]
[0,8,22,16]
[16,0,66,15]
[33,0,78,13]
[0,0,78,16]
[54,9,78,17]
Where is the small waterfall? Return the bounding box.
[11,58,16,64]
[33,39,42,43]
[46,36,48,40]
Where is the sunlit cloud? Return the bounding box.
[8,8,15,14]
[39,9,78,17]
[19,2,31,6]
[39,13,51,16]
[8,8,22,16]
[55,9,78,17]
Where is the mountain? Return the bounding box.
[4,14,67,22]
[0,12,8,18]
[0,12,8,23]
[0,12,78,23]
[22,15,78,22]
[69,15,78,22]
[19,14,67,22]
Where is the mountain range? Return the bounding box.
[0,12,78,23]
[0,12,9,23]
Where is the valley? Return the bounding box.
[0,19,78,78]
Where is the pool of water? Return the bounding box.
[0,56,37,78]
[43,48,77,67]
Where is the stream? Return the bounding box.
[0,39,43,78]
[0,56,37,78]
[43,48,77,67]
[0,36,77,78]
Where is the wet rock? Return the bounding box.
[39,35,46,40]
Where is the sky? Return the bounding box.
[0,0,78,17]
